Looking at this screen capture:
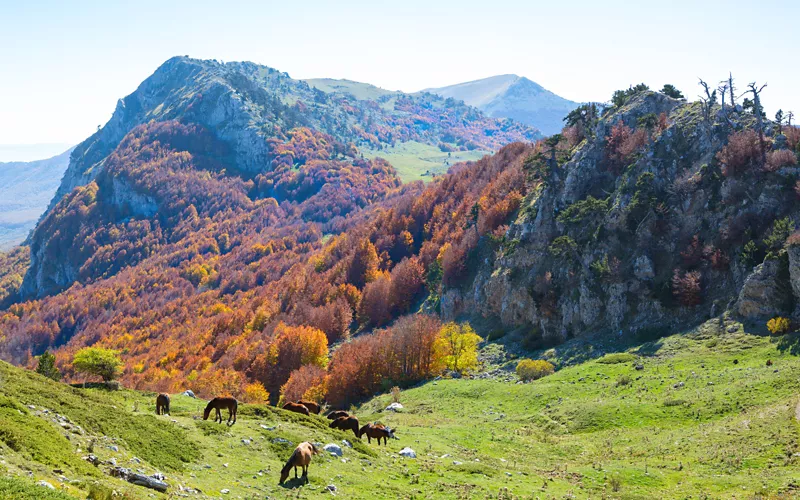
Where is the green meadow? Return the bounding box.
[1,316,799,499]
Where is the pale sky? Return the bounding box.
[1,0,797,160]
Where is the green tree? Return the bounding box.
[660,84,684,99]
[35,350,61,381]
[435,322,481,374]
[73,347,124,382]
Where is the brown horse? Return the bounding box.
[203,397,238,425]
[359,423,398,445]
[298,400,320,415]
[279,442,319,485]
[329,415,360,437]
[326,410,349,420]
[282,402,310,416]
[155,393,170,415]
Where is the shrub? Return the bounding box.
[72,347,124,382]
[616,374,632,386]
[672,269,702,307]
[717,129,761,176]
[660,84,684,99]
[606,122,648,173]
[611,83,649,108]
[764,217,794,251]
[557,196,609,225]
[767,316,790,335]
[765,149,797,172]
[516,359,555,381]
[242,382,270,404]
[596,353,636,364]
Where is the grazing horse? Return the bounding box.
[203,397,238,425]
[155,393,170,415]
[282,402,310,416]
[326,410,349,420]
[329,415,360,437]
[279,442,320,485]
[298,400,320,415]
[359,423,398,445]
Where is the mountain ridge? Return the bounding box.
[426,74,580,135]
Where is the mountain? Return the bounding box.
[49,57,540,212]
[425,74,579,136]
[0,148,73,250]
[21,56,540,299]
[2,61,800,465]
[0,143,73,162]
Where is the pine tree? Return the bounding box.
[35,350,61,381]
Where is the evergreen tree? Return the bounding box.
[35,350,61,381]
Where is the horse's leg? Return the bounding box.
[294,466,298,479]
[216,408,222,423]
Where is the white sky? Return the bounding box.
[1,0,797,159]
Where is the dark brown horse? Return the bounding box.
[279,442,319,485]
[297,400,320,415]
[359,423,398,445]
[326,410,349,420]
[155,393,170,415]
[282,402,310,416]
[329,415,360,437]
[203,397,237,425]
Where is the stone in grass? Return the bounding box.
[342,439,352,448]
[324,443,343,456]
[182,390,196,398]
[221,489,230,494]
[326,484,337,493]
[37,481,55,489]
[385,402,404,412]
[399,447,416,458]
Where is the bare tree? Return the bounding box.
[788,111,794,127]
[742,82,768,167]
[728,73,736,109]
[698,79,717,126]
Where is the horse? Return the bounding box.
[298,400,320,415]
[155,393,170,415]
[326,410,349,420]
[329,415,360,437]
[358,423,398,445]
[279,442,320,485]
[282,402,310,416]
[203,397,238,425]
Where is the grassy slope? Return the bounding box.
[1,318,799,499]
[362,141,490,183]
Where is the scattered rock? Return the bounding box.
[399,447,416,459]
[342,440,352,448]
[109,445,119,452]
[110,467,168,492]
[453,461,463,465]
[326,484,337,493]
[673,381,685,389]
[385,402,404,412]
[221,488,230,494]
[324,443,343,456]
[241,439,251,445]
[260,424,275,431]
[83,455,100,466]
[36,480,55,489]
[272,437,292,446]
[634,364,644,371]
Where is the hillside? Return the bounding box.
[2,82,800,416]
[0,148,72,250]
[49,56,539,213]
[1,320,799,499]
[426,75,579,136]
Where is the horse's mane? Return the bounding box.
[281,447,299,474]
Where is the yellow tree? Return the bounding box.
[435,322,481,374]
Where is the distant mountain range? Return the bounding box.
[425,74,579,136]
[0,148,72,251]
